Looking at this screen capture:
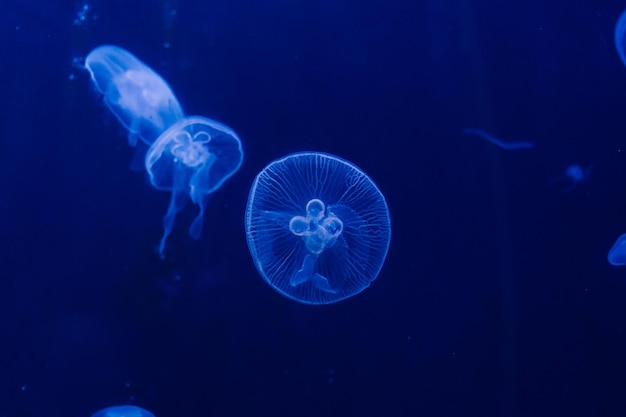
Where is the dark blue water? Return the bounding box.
[1,0,626,416]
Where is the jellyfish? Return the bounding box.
[548,164,592,192]
[463,128,535,150]
[615,9,626,68]
[85,45,243,256]
[608,233,626,266]
[85,45,184,147]
[91,405,156,417]
[146,116,243,257]
[245,151,391,305]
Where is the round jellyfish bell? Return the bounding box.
[85,45,184,146]
[245,151,391,304]
[146,116,244,257]
[90,405,156,417]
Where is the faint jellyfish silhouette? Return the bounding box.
[615,9,626,68]
[245,152,391,304]
[146,116,243,257]
[91,405,156,417]
[608,233,626,266]
[463,128,535,150]
[85,45,184,146]
[548,164,592,192]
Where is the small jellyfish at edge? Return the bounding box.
[85,45,184,147]
[146,116,243,258]
[608,233,626,266]
[245,151,391,305]
[548,164,592,192]
[91,405,156,417]
[615,8,626,68]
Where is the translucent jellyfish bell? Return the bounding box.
[245,152,391,304]
[616,9,626,68]
[146,116,244,257]
[90,405,156,417]
[85,45,184,146]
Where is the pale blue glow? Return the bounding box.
[85,45,184,146]
[91,405,156,417]
[245,152,391,305]
[146,116,243,257]
[615,9,626,68]
[86,45,244,257]
[548,164,591,192]
[463,128,535,150]
[608,233,626,266]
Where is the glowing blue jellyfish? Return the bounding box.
[245,152,391,304]
[91,405,155,417]
[548,164,591,192]
[615,9,626,68]
[146,116,243,257]
[85,45,244,256]
[608,233,626,266]
[85,45,184,146]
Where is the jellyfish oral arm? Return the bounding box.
[288,199,344,294]
[188,208,204,240]
[463,128,535,150]
[291,253,318,286]
[157,190,187,258]
[291,253,336,294]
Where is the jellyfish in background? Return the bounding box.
[463,128,535,150]
[91,405,156,417]
[146,116,243,257]
[85,45,184,146]
[548,164,592,192]
[245,152,391,305]
[615,8,626,68]
[608,234,626,266]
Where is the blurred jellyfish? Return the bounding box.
[85,45,184,146]
[146,116,243,257]
[463,128,535,150]
[245,152,391,305]
[548,164,591,192]
[91,405,156,417]
[608,233,626,266]
[615,9,626,68]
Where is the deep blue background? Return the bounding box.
[1,0,626,416]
